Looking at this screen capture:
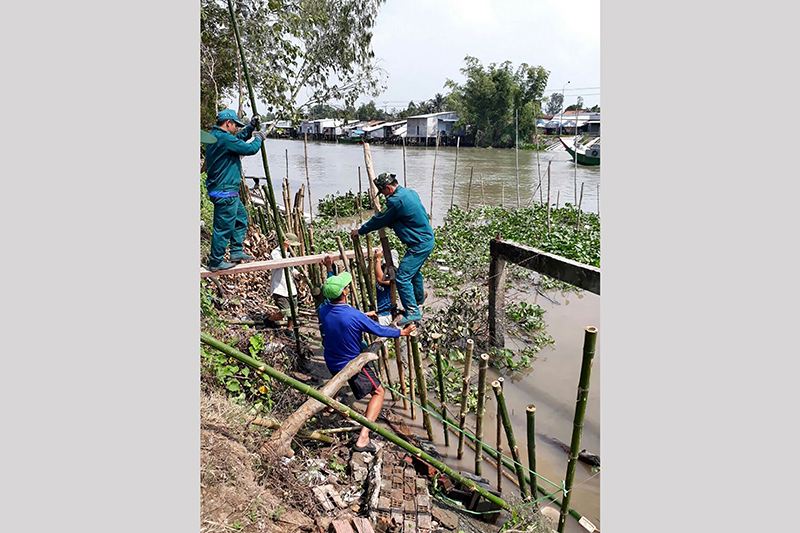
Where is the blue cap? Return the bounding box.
[216,109,245,126]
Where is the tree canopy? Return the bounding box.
[445,56,549,147]
[201,0,387,128]
[544,92,564,115]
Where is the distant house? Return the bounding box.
[539,111,600,135]
[265,119,296,137]
[406,112,458,145]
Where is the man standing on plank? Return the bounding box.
[205,109,265,272]
[351,172,434,325]
[318,272,416,452]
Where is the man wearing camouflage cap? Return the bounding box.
[318,272,416,452]
[351,172,434,325]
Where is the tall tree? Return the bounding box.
[200,0,387,128]
[545,92,564,115]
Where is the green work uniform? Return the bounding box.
[205,123,262,267]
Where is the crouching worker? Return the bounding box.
[318,272,416,452]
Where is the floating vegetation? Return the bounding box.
[316,189,372,218]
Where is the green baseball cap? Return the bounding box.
[284,232,302,246]
[374,172,396,189]
[323,272,353,299]
[217,108,245,126]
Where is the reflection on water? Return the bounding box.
[242,138,600,227]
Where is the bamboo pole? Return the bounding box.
[556,190,560,210]
[381,343,396,401]
[316,426,361,435]
[576,182,584,230]
[515,108,520,208]
[200,332,509,510]
[249,417,335,444]
[357,166,364,225]
[227,0,301,355]
[547,162,552,233]
[474,353,489,476]
[352,234,376,311]
[597,183,600,216]
[466,167,474,210]
[410,331,434,442]
[492,380,529,499]
[457,339,474,459]
[429,130,440,220]
[557,326,598,533]
[431,333,449,447]
[303,132,314,225]
[394,337,408,410]
[364,233,377,310]
[449,136,460,209]
[401,136,407,187]
[407,336,415,420]
[480,172,485,206]
[526,405,538,501]
[496,376,504,492]
[335,236,360,310]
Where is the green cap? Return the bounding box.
[322,272,352,300]
[374,172,396,189]
[284,232,302,246]
[217,108,245,126]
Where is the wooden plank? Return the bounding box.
[332,519,356,533]
[352,517,375,533]
[200,247,380,278]
[490,238,600,295]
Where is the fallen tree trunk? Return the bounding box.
[249,417,335,444]
[264,340,385,458]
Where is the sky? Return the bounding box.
[364,0,600,112]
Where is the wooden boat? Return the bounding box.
[559,137,600,166]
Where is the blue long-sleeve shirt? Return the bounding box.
[358,186,434,251]
[318,302,401,372]
[205,124,262,193]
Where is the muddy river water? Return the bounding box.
[243,139,601,530]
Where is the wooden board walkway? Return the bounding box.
[200,247,381,278]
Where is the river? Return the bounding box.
[242,138,601,226]
[245,138,601,531]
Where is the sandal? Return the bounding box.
[353,441,378,453]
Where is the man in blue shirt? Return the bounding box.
[351,172,434,325]
[205,109,266,271]
[318,272,416,452]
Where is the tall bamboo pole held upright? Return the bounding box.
[303,132,314,224]
[335,236,360,310]
[226,0,300,355]
[410,331,434,442]
[457,339,475,459]
[526,405,538,502]
[547,162,552,233]
[429,130,440,220]
[432,333,449,447]
[401,136,407,187]
[450,136,460,209]
[474,353,490,476]
[557,326,598,533]
[492,380,529,499]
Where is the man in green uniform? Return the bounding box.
[205,109,265,271]
[351,172,434,325]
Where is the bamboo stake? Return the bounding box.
[303,132,313,225]
[352,234,376,311]
[316,426,361,435]
[457,339,474,459]
[597,184,600,216]
[492,379,528,499]
[556,190,560,210]
[407,336,415,420]
[381,343,396,401]
[410,331,434,442]
[401,136,407,187]
[335,236,360,310]
[365,233,377,309]
[501,175,504,207]
[200,332,509,510]
[547,162,552,233]
[474,353,489,476]
[394,337,408,410]
[557,326,598,533]
[480,172,485,206]
[450,136,460,209]
[431,333,449,446]
[227,0,301,355]
[576,182,584,230]
[526,405,538,501]
[357,166,364,226]
[466,167,474,210]
[515,108,520,208]
[496,376,504,492]
[429,130,440,220]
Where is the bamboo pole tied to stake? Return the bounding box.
[492,380,529,499]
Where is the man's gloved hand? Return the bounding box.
[249,115,261,130]
[253,131,266,142]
